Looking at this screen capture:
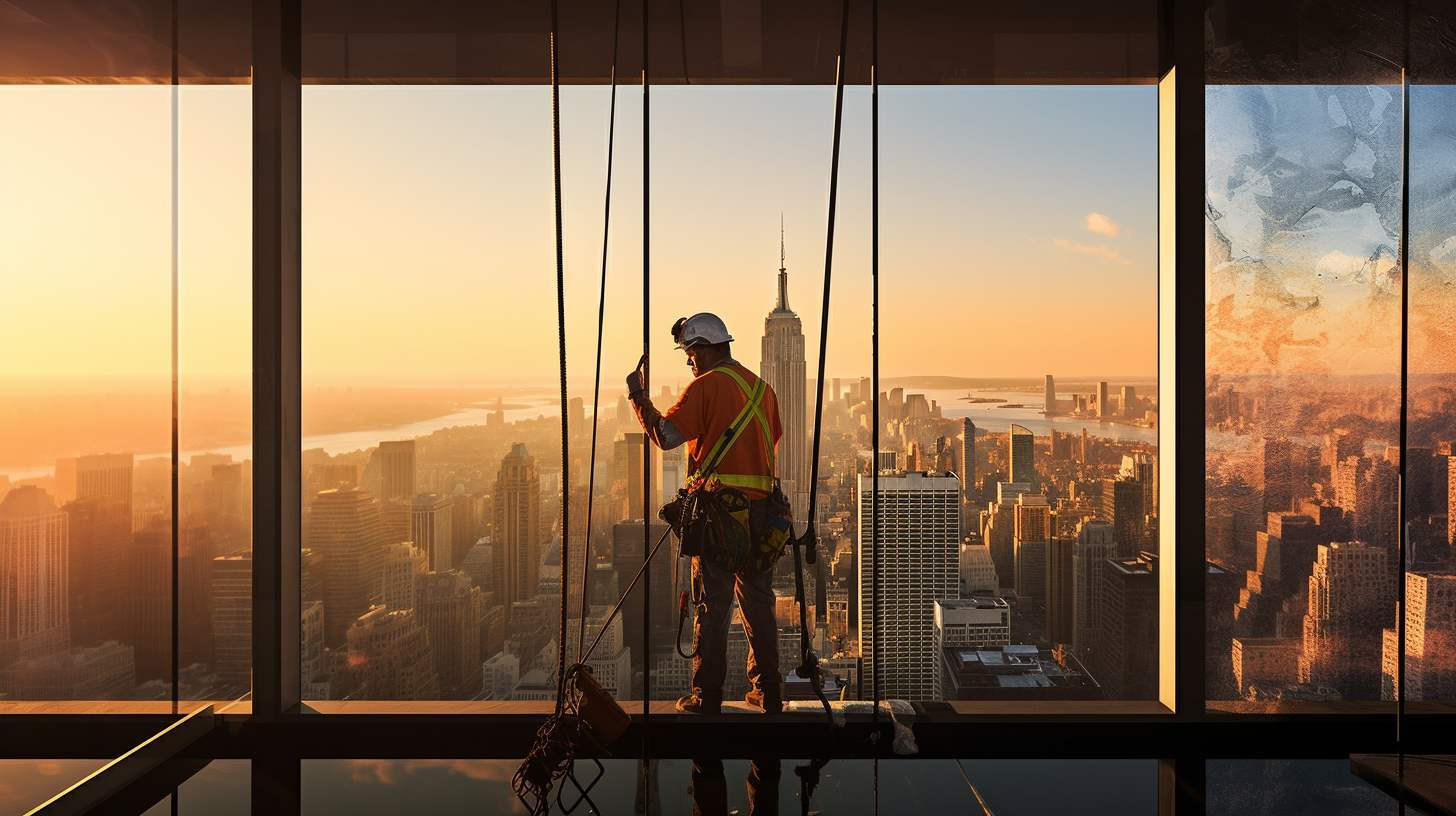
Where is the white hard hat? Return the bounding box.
[672,313,734,349]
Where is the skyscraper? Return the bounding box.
[75,453,133,507]
[418,569,483,699]
[375,440,417,502]
[0,487,70,668]
[1386,573,1456,700]
[1071,519,1117,660]
[1096,381,1109,418]
[1044,374,1057,416]
[410,493,454,571]
[494,443,542,619]
[62,495,130,647]
[307,488,387,648]
[858,472,960,701]
[1013,493,1050,600]
[612,432,657,521]
[761,229,808,526]
[1094,555,1159,700]
[1298,542,1393,698]
[212,554,252,686]
[960,418,977,535]
[1009,424,1034,486]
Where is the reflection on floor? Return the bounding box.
[300,758,1155,816]
[1207,760,1392,816]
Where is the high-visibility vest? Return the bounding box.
[686,366,777,494]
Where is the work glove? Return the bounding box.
[625,355,648,397]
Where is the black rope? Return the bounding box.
[550,0,571,716]
[169,0,180,715]
[869,0,882,735]
[578,0,624,666]
[789,0,851,736]
[641,0,653,731]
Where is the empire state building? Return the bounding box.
[760,234,808,530]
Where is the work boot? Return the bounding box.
[676,690,722,715]
[744,687,782,714]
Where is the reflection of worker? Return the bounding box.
[691,758,781,816]
[626,313,784,714]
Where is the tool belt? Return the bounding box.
[661,481,792,573]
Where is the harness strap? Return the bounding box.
[687,367,773,488]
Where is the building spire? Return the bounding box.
[777,213,789,311]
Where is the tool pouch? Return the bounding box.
[747,481,794,574]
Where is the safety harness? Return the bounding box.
[686,366,773,493]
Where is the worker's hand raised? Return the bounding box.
[625,355,648,397]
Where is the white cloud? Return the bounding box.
[1085,212,1120,237]
[1053,238,1130,266]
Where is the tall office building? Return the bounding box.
[129,519,173,683]
[1044,375,1057,416]
[613,433,657,521]
[1120,385,1137,418]
[0,487,70,668]
[1009,424,1034,486]
[1298,542,1393,699]
[1096,382,1109,418]
[75,453,133,507]
[383,542,427,613]
[1071,520,1117,660]
[62,495,130,647]
[417,570,483,700]
[307,488,387,648]
[1094,555,1159,700]
[1013,493,1051,600]
[1386,573,1456,700]
[1102,478,1147,558]
[375,440,417,502]
[410,493,454,571]
[761,234,808,526]
[494,443,542,619]
[857,472,960,701]
[1046,534,1075,645]
[960,418,977,533]
[212,554,252,686]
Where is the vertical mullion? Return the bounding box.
[252,0,303,718]
[1173,0,1205,719]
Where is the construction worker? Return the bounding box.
[625,312,786,714]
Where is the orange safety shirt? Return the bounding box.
[657,364,783,498]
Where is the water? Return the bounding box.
[918,389,1158,445]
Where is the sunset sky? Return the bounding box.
[1,84,1157,389]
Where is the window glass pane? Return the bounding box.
[1401,83,1456,704]
[874,86,1160,702]
[1207,760,1392,815]
[300,85,600,704]
[0,760,108,814]
[1205,84,1403,708]
[0,85,248,708]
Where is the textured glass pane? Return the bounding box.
[1205,85,1403,707]
[1400,84,1456,703]
[1207,760,1392,816]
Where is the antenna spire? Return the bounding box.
[777,214,789,311]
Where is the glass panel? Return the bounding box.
[644,85,873,709]
[175,759,250,816]
[1400,83,1456,704]
[0,760,108,814]
[0,84,252,708]
[1,87,171,706]
[1207,760,1394,815]
[873,86,1160,702]
[1204,84,1403,708]
[300,85,612,704]
[302,758,1156,814]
